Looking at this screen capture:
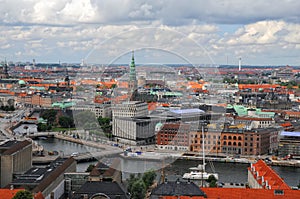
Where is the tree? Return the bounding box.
[142,170,157,188]
[98,116,112,136]
[86,164,95,172]
[12,190,33,199]
[131,178,146,199]
[58,116,74,128]
[206,175,217,187]
[40,109,58,125]
[37,123,49,132]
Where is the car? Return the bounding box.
[71,152,79,157]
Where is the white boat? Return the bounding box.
[182,164,219,180]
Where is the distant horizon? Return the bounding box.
[2,61,298,68]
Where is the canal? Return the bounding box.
[38,138,300,187]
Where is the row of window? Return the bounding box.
[223,135,242,140]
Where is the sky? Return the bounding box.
[1,0,300,66]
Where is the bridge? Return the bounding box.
[28,132,57,139]
[67,149,122,162]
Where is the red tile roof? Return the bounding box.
[202,188,300,199]
[249,160,290,190]
[0,189,25,199]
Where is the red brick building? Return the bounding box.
[156,123,190,151]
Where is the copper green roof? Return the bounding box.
[52,101,75,109]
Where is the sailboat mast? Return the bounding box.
[202,125,205,172]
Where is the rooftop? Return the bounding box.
[72,181,129,199]
[202,187,300,199]
[150,180,205,198]
[10,157,76,192]
[0,140,31,155]
[280,131,300,137]
[248,160,290,190]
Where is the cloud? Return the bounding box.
[1,0,300,26]
[0,1,300,65]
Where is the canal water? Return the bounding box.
[38,138,300,187]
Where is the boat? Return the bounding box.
[182,123,219,181]
[182,163,219,180]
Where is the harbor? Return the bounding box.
[35,136,300,187]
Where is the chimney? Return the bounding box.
[10,185,13,190]
[238,57,242,71]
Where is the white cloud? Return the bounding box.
[0,1,300,65]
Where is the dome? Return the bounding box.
[18,80,26,85]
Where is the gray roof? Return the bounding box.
[150,180,205,198]
[72,181,129,199]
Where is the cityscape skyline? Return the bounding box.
[0,1,300,65]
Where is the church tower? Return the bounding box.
[0,58,9,79]
[128,50,137,95]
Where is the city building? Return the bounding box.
[112,101,148,119]
[189,129,221,154]
[0,140,32,187]
[278,131,300,157]
[10,157,76,199]
[156,123,190,151]
[113,116,158,145]
[71,104,112,119]
[89,159,121,183]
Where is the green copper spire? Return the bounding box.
[129,50,136,81]
[129,50,137,93]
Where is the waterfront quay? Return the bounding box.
[32,132,123,164]
[33,133,300,168]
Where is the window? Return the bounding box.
[228,142,232,146]
[228,136,232,140]
[223,135,227,140]
[274,190,284,195]
[238,136,242,140]
[233,136,237,140]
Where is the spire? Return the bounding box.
[129,50,137,98]
[129,50,136,81]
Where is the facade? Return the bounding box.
[16,93,61,108]
[113,116,157,145]
[0,140,32,188]
[112,101,148,119]
[71,104,112,119]
[220,128,244,155]
[278,131,300,157]
[189,130,221,154]
[156,123,190,151]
